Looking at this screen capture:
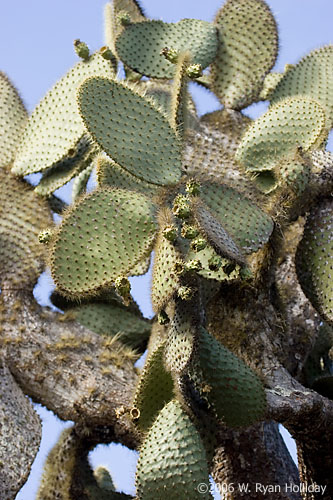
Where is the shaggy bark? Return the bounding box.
[0,289,139,450]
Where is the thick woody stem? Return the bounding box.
[0,290,139,449]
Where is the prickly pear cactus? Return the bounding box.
[1,1,333,499]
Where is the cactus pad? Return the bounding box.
[191,198,246,265]
[0,72,27,168]
[96,155,159,198]
[34,137,94,196]
[296,198,333,325]
[164,300,198,374]
[50,187,157,298]
[136,399,211,500]
[195,327,266,427]
[270,45,333,126]
[77,77,182,185]
[199,182,273,255]
[12,54,114,176]
[151,211,182,312]
[211,0,278,109]
[69,302,151,351]
[236,97,328,174]
[131,341,174,431]
[115,19,218,79]
[0,169,52,289]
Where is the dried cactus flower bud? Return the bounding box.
[181,224,199,240]
[158,310,170,325]
[162,224,178,242]
[99,45,114,60]
[38,229,53,245]
[174,261,186,276]
[185,259,202,273]
[160,47,179,64]
[172,194,191,219]
[115,276,131,299]
[117,10,132,26]
[208,255,222,271]
[178,286,194,301]
[186,63,203,79]
[191,238,207,252]
[74,39,90,60]
[185,179,201,195]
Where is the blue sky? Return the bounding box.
[1,1,332,498]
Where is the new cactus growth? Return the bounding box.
[1,1,333,499]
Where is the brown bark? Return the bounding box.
[212,422,300,500]
[0,289,139,449]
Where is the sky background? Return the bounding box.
[1,0,332,498]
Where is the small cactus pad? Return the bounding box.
[71,163,94,201]
[199,182,273,254]
[296,198,333,325]
[259,71,284,101]
[115,19,218,79]
[270,45,333,126]
[211,0,278,110]
[236,97,328,173]
[151,210,182,312]
[68,302,151,351]
[196,327,266,426]
[136,399,211,500]
[170,51,191,139]
[164,300,198,374]
[77,77,182,185]
[131,341,174,431]
[96,155,159,198]
[12,54,114,176]
[191,198,246,265]
[0,169,52,289]
[50,187,157,298]
[0,72,27,168]
[34,137,94,196]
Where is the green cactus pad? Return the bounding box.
[270,45,333,126]
[0,72,27,168]
[68,302,151,351]
[296,198,333,325]
[136,399,211,500]
[170,52,191,139]
[77,77,182,186]
[236,97,328,173]
[195,327,266,427]
[34,137,94,196]
[115,19,218,79]
[151,211,182,312]
[96,155,159,198]
[199,182,273,255]
[278,155,311,195]
[0,169,52,289]
[12,54,114,176]
[164,300,198,375]
[259,71,284,101]
[132,341,174,432]
[71,163,94,201]
[211,0,278,109]
[130,254,151,277]
[50,187,157,298]
[191,198,246,265]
